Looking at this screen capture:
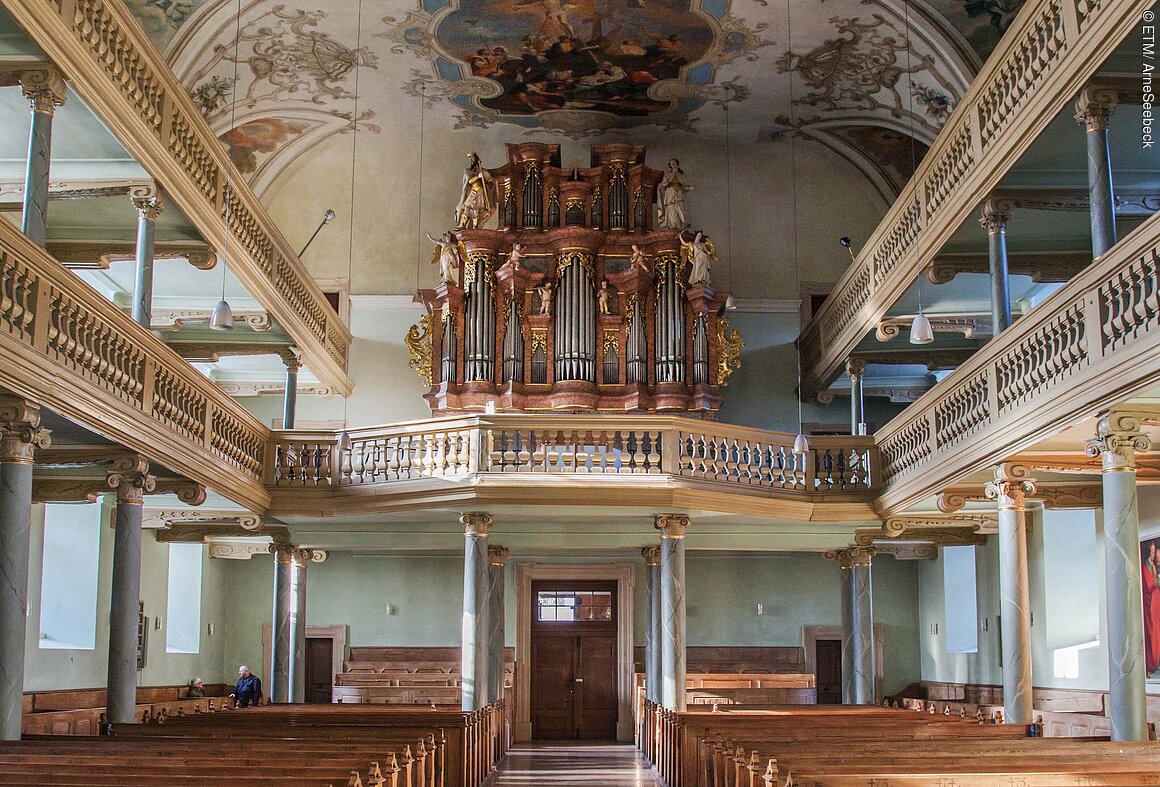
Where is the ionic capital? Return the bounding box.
[984,462,1036,511]
[1074,86,1119,132]
[18,66,67,114]
[129,185,164,222]
[105,454,156,505]
[978,199,1013,234]
[845,357,867,380]
[1085,409,1153,472]
[281,349,303,375]
[270,541,296,564]
[642,545,661,566]
[824,546,875,568]
[0,396,51,464]
[289,546,317,567]
[461,511,494,538]
[654,513,690,539]
[487,545,510,567]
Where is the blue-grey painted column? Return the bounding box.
[656,514,689,711]
[288,547,313,704]
[0,398,50,739]
[642,546,662,704]
[461,512,493,711]
[985,463,1036,725]
[18,69,65,247]
[838,554,855,704]
[1087,411,1151,741]
[486,545,509,706]
[980,202,1013,336]
[106,456,155,724]
[282,353,300,430]
[1075,91,1118,258]
[268,542,294,704]
[849,548,876,704]
[847,359,866,436]
[130,189,163,328]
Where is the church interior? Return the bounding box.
[0,0,1159,781]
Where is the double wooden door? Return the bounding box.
[530,581,618,740]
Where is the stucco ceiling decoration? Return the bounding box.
[382,0,771,136]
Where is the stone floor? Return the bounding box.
[485,743,662,785]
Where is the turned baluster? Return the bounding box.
[399,744,414,787]
[384,753,402,787]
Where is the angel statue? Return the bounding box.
[536,283,553,315]
[656,158,693,230]
[455,152,498,229]
[630,244,650,273]
[427,231,463,284]
[507,243,525,270]
[680,230,718,285]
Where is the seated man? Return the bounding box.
[188,677,206,698]
[232,666,263,707]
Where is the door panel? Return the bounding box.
[815,639,842,704]
[532,637,575,739]
[305,638,334,704]
[577,634,617,739]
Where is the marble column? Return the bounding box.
[849,548,876,704]
[1086,412,1151,741]
[838,553,855,705]
[18,69,66,247]
[288,547,312,704]
[106,456,155,724]
[0,398,50,740]
[985,463,1036,725]
[1075,89,1118,258]
[642,546,662,704]
[268,542,295,704]
[847,358,867,436]
[129,189,163,328]
[282,353,301,430]
[655,514,689,711]
[486,545,509,706]
[461,512,493,711]
[980,202,1013,336]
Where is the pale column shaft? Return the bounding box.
[839,562,855,705]
[18,71,64,247]
[0,399,49,739]
[461,513,493,711]
[847,360,866,436]
[130,193,162,328]
[106,457,155,723]
[981,205,1012,335]
[987,464,1035,724]
[486,546,509,706]
[1088,415,1150,741]
[283,366,299,430]
[643,547,662,704]
[1076,95,1117,257]
[288,549,310,704]
[269,543,294,703]
[850,560,876,705]
[657,515,689,711]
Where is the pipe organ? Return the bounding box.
[411,143,743,415]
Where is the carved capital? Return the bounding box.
[151,478,207,506]
[984,463,1036,511]
[488,545,510,567]
[130,189,164,222]
[461,511,494,538]
[845,357,867,380]
[105,455,156,505]
[290,546,315,567]
[281,350,303,375]
[978,200,1013,234]
[654,513,690,539]
[1075,86,1119,132]
[1086,409,1153,472]
[642,545,661,565]
[0,396,51,464]
[270,541,297,564]
[824,546,875,568]
[17,66,67,114]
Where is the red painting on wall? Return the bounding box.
[1141,539,1160,677]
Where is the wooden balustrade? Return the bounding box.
[0,219,270,511]
[2,0,353,393]
[796,0,1151,400]
[875,210,1160,514]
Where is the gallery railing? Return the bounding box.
[0,218,271,511]
[874,209,1160,514]
[3,0,352,392]
[796,0,1150,400]
[264,415,878,501]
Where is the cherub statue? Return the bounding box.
[427,231,463,284]
[680,230,718,286]
[598,280,611,314]
[537,283,552,315]
[456,152,497,229]
[507,243,525,270]
[630,243,649,273]
[656,158,692,230]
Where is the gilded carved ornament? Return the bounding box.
[487,545,510,566]
[464,250,496,287]
[716,318,743,386]
[461,511,494,537]
[641,545,661,565]
[406,313,434,387]
[654,513,690,539]
[822,546,874,568]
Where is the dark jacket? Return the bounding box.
[235,674,262,704]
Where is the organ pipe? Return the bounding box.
[464,256,496,381]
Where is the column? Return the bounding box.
[642,546,662,704]
[1086,411,1151,741]
[288,547,312,704]
[0,398,50,739]
[985,463,1036,725]
[105,456,155,723]
[1075,89,1118,257]
[18,68,66,247]
[282,352,301,430]
[980,202,1013,336]
[130,188,163,328]
[847,358,867,436]
[848,548,876,704]
[655,514,689,711]
[486,545,509,706]
[268,542,294,704]
[461,512,493,711]
[838,551,855,704]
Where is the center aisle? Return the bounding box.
[484,743,663,786]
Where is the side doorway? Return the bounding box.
[814,639,843,704]
[305,637,334,703]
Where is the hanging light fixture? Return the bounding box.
[899,0,933,348]
[785,0,809,457]
[909,309,934,344]
[213,0,244,331]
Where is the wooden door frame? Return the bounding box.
[802,624,885,704]
[261,623,348,700]
[515,563,635,743]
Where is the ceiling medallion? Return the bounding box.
[382,0,770,137]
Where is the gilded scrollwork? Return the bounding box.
[406,313,434,386]
[716,318,743,386]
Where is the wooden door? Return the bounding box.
[815,639,842,704]
[530,580,618,740]
[305,637,334,704]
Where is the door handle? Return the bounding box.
[574,678,584,683]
